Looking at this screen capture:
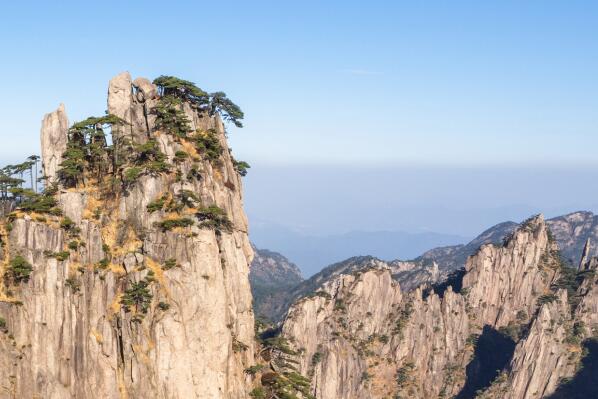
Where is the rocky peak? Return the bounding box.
[277,214,597,398]
[40,103,69,183]
[1,72,255,398]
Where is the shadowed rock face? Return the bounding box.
[456,326,516,399]
[281,215,598,399]
[0,73,255,399]
[250,245,303,320]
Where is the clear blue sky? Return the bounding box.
[1,1,597,242]
[1,1,597,166]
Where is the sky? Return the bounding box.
[1,1,597,251]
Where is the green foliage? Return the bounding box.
[7,255,33,284]
[58,114,126,187]
[393,301,414,337]
[195,205,232,232]
[153,76,208,103]
[123,167,143,183]
[174,150,189,163]
[58,142,86,187]
[68,240,80,250]
[157,301,170,311]
[193,129,223,162]
[177,190,200,208]
[333,299,346,312]
[147,196,167,213]
[60,217,74,230]
[45,250,70,262]
[245,365,265,376]
[65,277,81,292]
[499,322,525,341]
[0,317,6,332]
[163,258,178,270]
[311,351,322,366]
[11,187,61,215]
[232,158,251,176]
[97,258,109,269]
[120,280,153,320]
[537,293,558,306]
[232,337,249,352]
[249,387,266,399]
[154,218,194,231]
[208,91,244,128]
[132,139,170,175]
[153,95,192,137]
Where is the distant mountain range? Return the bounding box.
[250,225,469,277]
[250,211,598,321]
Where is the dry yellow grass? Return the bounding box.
[145,257,171,298]
[90,329,103,344]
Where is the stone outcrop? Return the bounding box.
[0,73,254,398]
[281,215,597,398]
[40,103,69,183]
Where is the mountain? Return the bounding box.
[250,224,469,276]
[0,73,255,398]
[252,211,598,322]
[250,245,303,320]
[275,215,598,398]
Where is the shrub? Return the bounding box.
[174,150,189,163]
[195,206,232,232]
[97,258,109,269]
[123,167,143,183]
[7,255,33,283]
[60,217,75,231]
[46,251,70,262]
[120,280,153,316]
[157,301,170,311]
[153,95,192,137]
[232,158,251,176]
[163,258,178,270]
[193,129,223,162]
[249,388,266,399]
[244,364,264,376]
[147,197,167,213]
[537,294,558,306]
[68,241,80,250]
[65,277,80,292]
[154,218,194,231]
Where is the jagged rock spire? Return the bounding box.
[40,103,68,184]
[108,71,158,144]
[579,238,592,271]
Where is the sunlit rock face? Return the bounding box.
[0,72,254,399]
[282,215,598,399]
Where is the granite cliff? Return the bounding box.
[275,215,598,398]
[0,73,254,398]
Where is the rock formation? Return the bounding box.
[0,73,254,398]
[278,215,598,398]
[40,103,69,183]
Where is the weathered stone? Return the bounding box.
[40,103,68,183]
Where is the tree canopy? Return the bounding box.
[153,75,244,128]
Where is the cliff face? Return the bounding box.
[281,215,598,398]
[0,73,254,398]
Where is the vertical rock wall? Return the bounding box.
[0,72,255,399]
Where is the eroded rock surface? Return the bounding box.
[281,216,597,399]
[0,73,254,398]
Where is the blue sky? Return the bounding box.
[1,1,597,241]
